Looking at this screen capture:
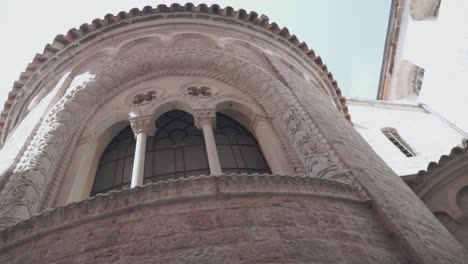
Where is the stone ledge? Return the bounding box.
[0,174,367,248]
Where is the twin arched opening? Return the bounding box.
[91,110,270,195]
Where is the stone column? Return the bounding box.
[195,110,222,175]
[129,114,155,188]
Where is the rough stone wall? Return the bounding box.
[405,143,468,251]
[436,212,468,250]
[0,194,404,264]
[268,57,468,262]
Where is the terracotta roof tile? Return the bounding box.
[415,139,468,180]
[0,3,351,139]
[403,139,468,192]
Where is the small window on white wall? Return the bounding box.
[381,127,417,157]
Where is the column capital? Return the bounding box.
[194,109,216,129]
[129,115,156,136]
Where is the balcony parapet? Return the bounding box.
[0,173,368,251]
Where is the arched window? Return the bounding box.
[92,110,270,195]
[91,126,135,195]
[215,113,270,174]
[143,110,210,183]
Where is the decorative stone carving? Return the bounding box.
[194,109,216,129]
[412,66,425,95]
[410,0,441,20]
[187,86,212,97]
[394,60,425,100]
[129,115,156,136]
[126,88,165,108]
[132,90,157,105]
[457,186,468,214]
[0,48,360,229]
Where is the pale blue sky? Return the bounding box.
[0,0,390,103]
[222,0,392,99]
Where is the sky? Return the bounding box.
[0,0,391,108]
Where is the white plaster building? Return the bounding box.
[349,0,468,177]
[348,98,465,176]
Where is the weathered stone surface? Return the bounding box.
[268,52,468,262]
[0,3,464,263]
[0,183,404,263]
[403,140,468,251]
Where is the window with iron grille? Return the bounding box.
[381,127,417,157]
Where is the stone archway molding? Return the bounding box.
[0,48,359,228]
[0,4,352,143]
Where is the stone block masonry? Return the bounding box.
[0,175,405,263]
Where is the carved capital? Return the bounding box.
[194,109,216,129]
[130,115,156,136]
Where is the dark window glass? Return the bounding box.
[214,113,270,174]
[91,126,135,195]
[92,110,270,196]
[381,127,417,157]
[144,110,210,183]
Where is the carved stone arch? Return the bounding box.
[0,48,357,227]
[117,36,165,56]
[7,47,118,138]
[214,98,295,175]
[221,37,265,50]
[214,98,262,133]
[59,78,290,204]
[279,58,306,79]
[22,49,119,126]
[266,52,342,112]
[83,111,131,149]
[222,37,270,67]
[58,98,198,205]
[71,48,117,76]
[168,32,220,49]
[275,56,334,99]
[34,49,119,114]
[23,48,116,111]
[148,98,197,125]
[10,72,73,137]
[57,111,130,205]
[62,96,200,203]
[456,186,468,214]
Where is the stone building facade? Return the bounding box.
[350,0,468,255]
[0,3,466,263]
[403,140,468,250]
